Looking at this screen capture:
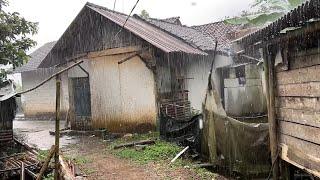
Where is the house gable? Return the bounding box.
[39,2,207,68]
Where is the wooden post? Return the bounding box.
[265,46,279,179]
[36,145,56,180]
[21,162,25,180]
[54,75,61,180]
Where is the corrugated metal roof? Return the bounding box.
[86,3,207,55]
[14,41,56,73]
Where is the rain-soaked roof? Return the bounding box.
[237,0,320,45]
[138,16,218,52]
[14,41,56,73]
[87,2,207,55]
[192,22,242,51]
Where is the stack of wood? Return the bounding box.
[0,149,39,179]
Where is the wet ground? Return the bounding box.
[62,136,227,180]
[13,120,79,150]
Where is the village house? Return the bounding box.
[14,42,69,120]
[21,2,267,133]
[37,2,222,132]
[235,0,320,178]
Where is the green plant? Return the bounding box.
[140,9,150,19]
[0,0,38,83]
[43,172,54,180]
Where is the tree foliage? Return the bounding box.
[140,9,150,19]
[225,0,306,26]
[0,0,38,83]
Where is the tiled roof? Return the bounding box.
[192,21,242,51]
[139,16,218,52]
[161,17,181,25]
[86,3,207,55]
[14,41,56,73]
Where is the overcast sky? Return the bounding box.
[6,0,254,51]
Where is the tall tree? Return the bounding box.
[0,0,38,84]
[225,0,306,26]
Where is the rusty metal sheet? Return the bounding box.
[87,3,207,55]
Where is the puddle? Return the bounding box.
[13,120,80,150]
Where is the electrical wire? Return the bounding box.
[112,0,140,41]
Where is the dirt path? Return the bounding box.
[62,137,226,180]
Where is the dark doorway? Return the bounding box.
[70,77,91,130]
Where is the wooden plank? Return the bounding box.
[280,143,320,178]
[275,96,320,112]
[279,121,320,145]
[276,108,320,128]
[276,65,320,85]
[290,51,320,70]
[279,134,320,159]
[88,46,141,58]
[277,82,320,97]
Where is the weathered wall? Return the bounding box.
[21,68,69,120]
[224,64,267,116]
[89,53,157,133]
[184,54,230,111]
[275,49,320,177]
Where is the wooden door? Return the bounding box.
[70,77,91,130]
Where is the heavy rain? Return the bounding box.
[0,0,319,179]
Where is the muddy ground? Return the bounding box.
[12,120,227,180]
[62,136,227,180]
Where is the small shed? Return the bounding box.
[0,81,16,143]
[14,42,69,120]
[236,0,320,178]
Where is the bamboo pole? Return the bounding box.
[54,75,61,180]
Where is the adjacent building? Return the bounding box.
[15,42,69,120]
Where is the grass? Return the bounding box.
[73,156,92,165]
[64,154,92,165]
[109,132,219,179]
[114,141,181,164]
[110,132,180,164]
[37,149,50,162]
